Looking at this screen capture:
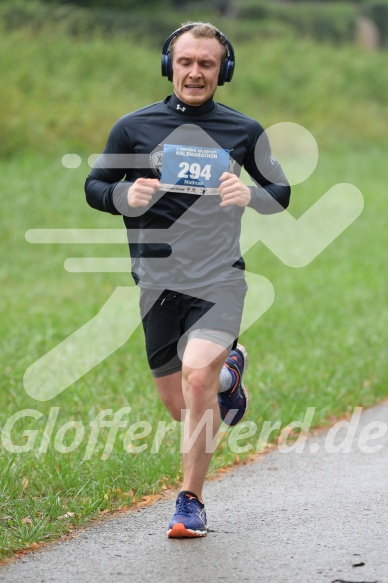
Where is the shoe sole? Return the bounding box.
[236,343,248,376]
[230,382,249,426]
[239,343,249,424]
[226,343,249,426]
[167,523,207,538]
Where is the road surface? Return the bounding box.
[1,404,387,583]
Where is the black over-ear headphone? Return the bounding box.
[161,23,235,86]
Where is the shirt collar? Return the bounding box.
[166,93,216,117]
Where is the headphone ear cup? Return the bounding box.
[161,52,174,81]
[167,53,173,82]
[224,59,235,83]
[217,55,235,85]
[161,53,169,78]
[218,58,226,86]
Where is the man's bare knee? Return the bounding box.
[183,368,210,396]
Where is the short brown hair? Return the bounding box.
[170,21,228,59]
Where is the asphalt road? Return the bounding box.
[1,404,387,583]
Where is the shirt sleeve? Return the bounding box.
[84,117,135,216]
[243,123,291,215]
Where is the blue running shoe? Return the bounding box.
[167,491,208,538]
[218,343,249,426]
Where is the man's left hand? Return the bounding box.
[218,172,251,207]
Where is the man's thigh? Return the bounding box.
[181,336,229,372]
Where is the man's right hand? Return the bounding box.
[127,178,161,208]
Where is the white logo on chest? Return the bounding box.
[176,104,186,112]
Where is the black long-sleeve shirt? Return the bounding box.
[85,93,290,290]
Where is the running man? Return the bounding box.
[85,21,290,537]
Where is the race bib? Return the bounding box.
[160,144,230,195]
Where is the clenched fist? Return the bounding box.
[218,172,251,207]
[127,178,161,208]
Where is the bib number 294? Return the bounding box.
[160,144,230,195]
[177,162,212,181]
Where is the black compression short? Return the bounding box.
[140,281,247,376]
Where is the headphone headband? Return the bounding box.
[161,23,235,86]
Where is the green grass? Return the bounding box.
[1,16,388,559]
[244,143,388,421]
[1,20,388,157]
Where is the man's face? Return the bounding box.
[171,32,224,106]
